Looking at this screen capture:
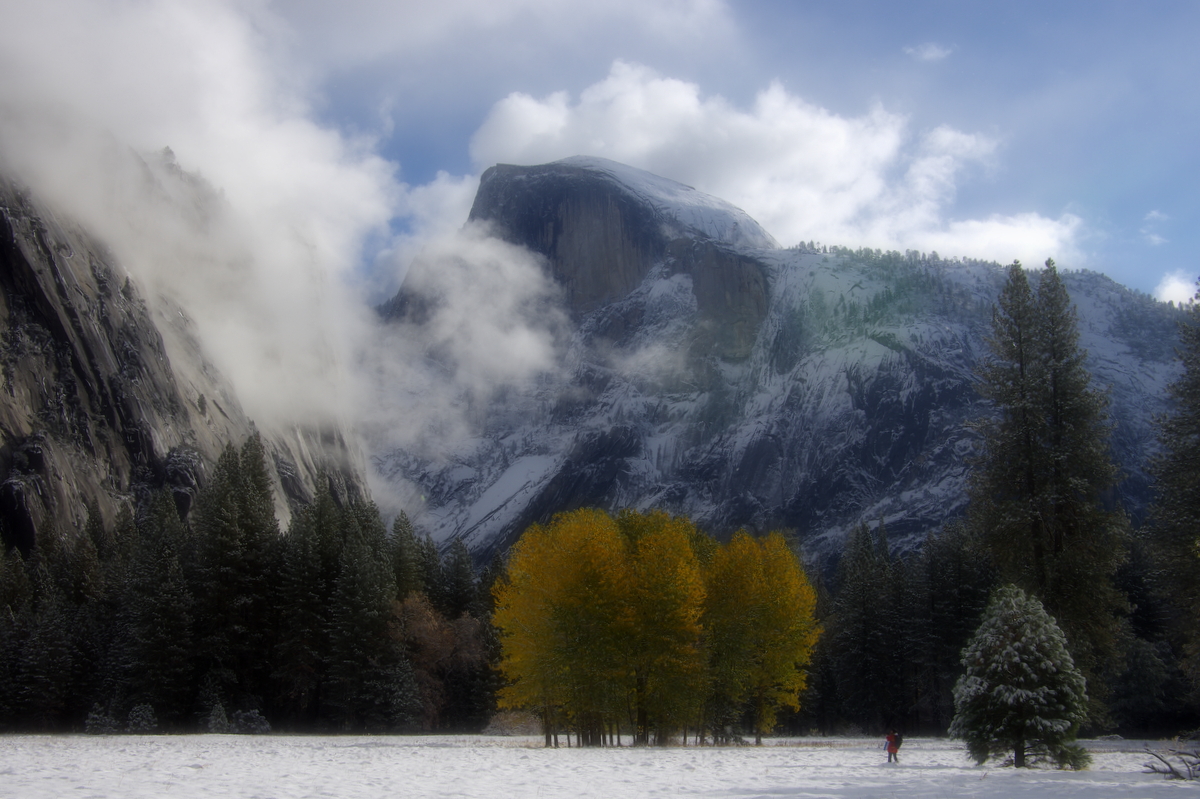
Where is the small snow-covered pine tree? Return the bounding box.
[950,585,1089,768]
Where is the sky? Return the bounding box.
[285,0,1200,303]
[2,0,1196,305]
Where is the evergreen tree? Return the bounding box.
[969,260,1126,711]
[390,511,424,600]
[325,502,420,730]
[431,536,501,732]
[0,548,33,727]
[442,538,480,619]
[1149,278,1200,695]
[4,544,73,729]
[272,477,345,726]
[906,522,995,731]
[418,533,447,614]
[118,491,196,727]
[951,585,1089,768]
[186,437,281,715]
[235,432,282,706]
[825,522,903,730]
[191,444,248,703]
[272,499,328,723]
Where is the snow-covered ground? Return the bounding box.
[0,735,1186,798]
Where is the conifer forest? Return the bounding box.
[1,262,1199,747]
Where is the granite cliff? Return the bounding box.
[0,175,364,553]
[379,157,1180,566]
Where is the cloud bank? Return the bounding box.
[471,61,1082,267]
[0,0,397,428]
[1155,270,1197,305]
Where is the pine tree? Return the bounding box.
[271,477,346,726]
[272,500,328,723]
[4,544,73,730]
[118,491,196,727]
[0,548,32,727]
[325,502,420,731]
[969,260,1126,709]
[825,522,902,730]
[418,533,447,614]
[191,444,247,702]
[390,511,424,600]
[908,521,995,731]
[441,538,480,619]
[950,585,1089,768]
[1149,278,1200,695]
[236,432,282,706]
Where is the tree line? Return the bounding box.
[0,434,499,733]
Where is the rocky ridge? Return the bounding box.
[380,158,1180,567]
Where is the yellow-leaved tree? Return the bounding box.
[495,511,820,746]
[616,509,706,744]
[492,509,629,745]
[704,530,821,744]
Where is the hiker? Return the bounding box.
[885,729,901,763]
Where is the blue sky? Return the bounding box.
[289,0,1200,302]
[2,0,1197,302]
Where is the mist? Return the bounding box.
[0,0,571,519]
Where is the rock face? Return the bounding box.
[378,157,1180,568]
[0,178,364,552]
[462,156,774,360]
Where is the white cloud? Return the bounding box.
[471,61,1081,266]
[0,0,585,511]
[1155,270,1197,304]
[368,171,481,301]
[362,223,567,458]
[0,0,397,427]
[1140,209,1169,246]
[904,43,954,62]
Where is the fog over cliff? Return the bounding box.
[0,2,576,522]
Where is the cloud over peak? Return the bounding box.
[471,60,1079,266]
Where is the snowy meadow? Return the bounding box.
[0,735,1186,799]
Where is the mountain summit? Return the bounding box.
[380,157,1178,565]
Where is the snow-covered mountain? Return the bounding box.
[379,157,1180,567]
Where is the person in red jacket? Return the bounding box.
[885,730,900,763]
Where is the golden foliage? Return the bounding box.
[493,510,821,743]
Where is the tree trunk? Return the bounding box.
[1014,740,1026,768]
[635,673,649,745]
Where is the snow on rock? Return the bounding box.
[553,156,780,250]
